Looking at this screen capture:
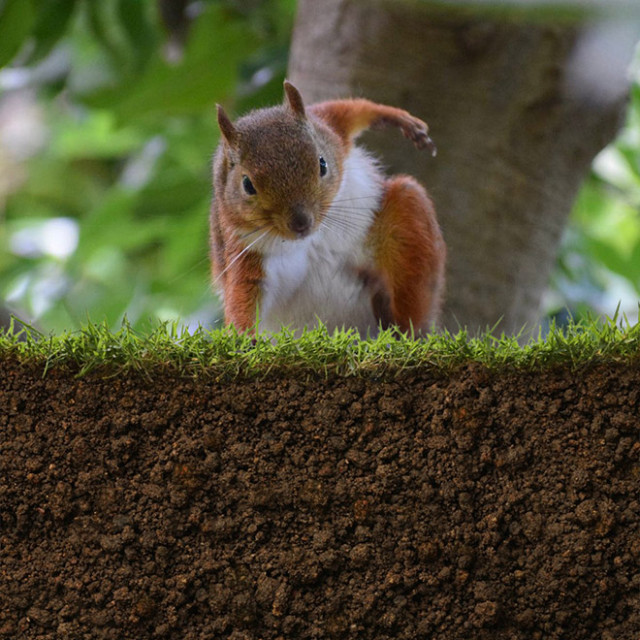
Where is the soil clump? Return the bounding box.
[1,360,639,639]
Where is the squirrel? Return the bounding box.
[210,81,446,336]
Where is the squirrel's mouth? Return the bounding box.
[264,210,317,241]
[242,208,322,246]
[238,223,315,256]
[287,207,313,238]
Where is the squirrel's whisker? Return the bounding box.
[238,224,270,241]
[168,254,210,285]
[214,230,269,284]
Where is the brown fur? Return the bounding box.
[220,247,263,330]
[309,99,436,154]
[368,176,446,332]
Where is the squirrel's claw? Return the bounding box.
[412,130,437,157]
[423,134,438,157]
[401,117,437,157]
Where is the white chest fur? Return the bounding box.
[257,146,384,335]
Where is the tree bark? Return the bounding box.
[288,0,635,334]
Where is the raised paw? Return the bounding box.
[401,116,437,157]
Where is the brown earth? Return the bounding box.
[0,358,639,640]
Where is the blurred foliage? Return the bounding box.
[548,77,640,323]
[0,0,295,332]
[0,0,638,333]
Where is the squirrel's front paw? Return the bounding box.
[402,116,437,157]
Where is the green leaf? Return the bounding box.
[584,237,640,285]
[85,4,255,122]
[629,244,640,290]
[85,0,145,77]
[0,0,36,68]
[5,157,101,219]
[117,0,158,74]
[85,0,121,63]
[158,205,209,279]
[74,190,167,260]
[52,110,145,160]
[28,0,77,63]
[135,173,210,217]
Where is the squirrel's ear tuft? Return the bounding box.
[217,105,238,147]
[284,81,306,118]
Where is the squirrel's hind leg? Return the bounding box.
[367,176,446,333]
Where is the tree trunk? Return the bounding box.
[288,0,634,334]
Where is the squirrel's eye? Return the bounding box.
[242,175,257,195]
[319,156,327,177]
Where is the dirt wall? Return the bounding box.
[1,359,639,639]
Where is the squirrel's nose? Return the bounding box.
[288,208,313,237]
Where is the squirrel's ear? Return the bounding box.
[283,81,306,118]
[217,104,238,147]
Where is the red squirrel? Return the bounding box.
[210,81,445,335]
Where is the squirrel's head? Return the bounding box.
[214,82,344,244]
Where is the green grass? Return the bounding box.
[1,313,640,379]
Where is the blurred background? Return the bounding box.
[0,0,638,334]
